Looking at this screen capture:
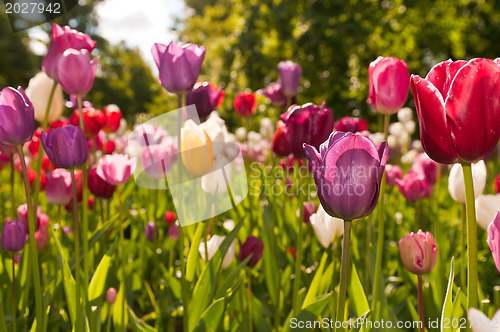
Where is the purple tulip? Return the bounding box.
[1,221,26,252]
[42,23,96,80]
[239,235,264,267]
[385,164,403,186]
[186,81,224,118]
[151,41,206,94]
[412,153,439,185]
[45,169,73,205]
[57,49,99,96]
[487,212,500,274]
[145,221,158,243]
[0,87,35,146]
[399,230,437,275]
[395,170,432,203]
[41,125,88,169]
[304,132,388,220]
[258,81,287,107]
[281,102,334,159]
[278,61,302,97]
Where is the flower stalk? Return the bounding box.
[336,220,351,330]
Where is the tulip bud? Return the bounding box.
[278,61,301,98]
[199,235,236,270]
[448,160,487,204]
[145,222,158,243]
[25,72,64,123]
[164,211,177,225]
[1,221,26,252]
[301,201,317,225]
[180,120,214,176]
[239,235,264,267]
[45,168,73,205]
[234,92,257,117]
[41,125,88,169]
[106,287,117,304]
[0,87,35,146]
[412,153,439,185]
[258,82,286,107]
[385,164,403,186]
[272,120,291,157]
[309,205,344,248]
[399,230,437,275]
[103,104,122,133]
[395,170,432,203]
[57,49,98,96]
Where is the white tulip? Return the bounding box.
[448,160,487,204]
[235,127,247,141]
[404,120,416,135]
[475,194,500,230]
[201,156,232,195]
[199,235,236,270]
[468,308,500,332]
[259,117,274,139]
[200,111,229,157]
[223,219,235,232]
[310,205,344,248]
[397,107,413,124]
[25,72,64,123]
[389,122,405,137]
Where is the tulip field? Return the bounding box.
[2,17,500,332]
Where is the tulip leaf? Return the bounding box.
[261,204,278,305]
[283,292,332,332]
[128,306,155,332]
[88,240,116,302]
[302,251,328,309]
[441,258,454,332]
[347,260,370,317]
[186,220,209,282]
[113,283,128,332]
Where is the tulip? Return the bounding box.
[335,116,368,133]
[487,212,500,273]
[145,222,158,243]
[45,168,72,205]
[199,235,236,270]
[272,120,291,156]
[1,221,26,252]
[367,56,410,115]
[141,139,177,179]
[186,81,225,118]
[41,125,88,169]
[168,224,179,240]
[201,156,232,195]
[259,81,286,107]
[42,23,96,80]
[104,140,116,154]
[412,153,439,185]
[57,49,99,96]
[87,166,116,199]
[34,214,50,251]
[309,205,344,248]
[0,87,35,145]
[395,170,432,203]
[259,118,274,139]
[302,201,317,225]
[0,150,9,170]
[385,164,402,186]
[164,211,177,225]
[234,92,257,117]
[239,235,263,267]
[282,102,334,159]
[70,108,104,138]
[151,41,206,94]
[181,120,213,176]
[25,72,64,123]
[495,175,500,194]
[17,204,41,234]
[448,160,487,204]
[96,154,136,186]
[27,128,42,156]
[475,195,500,230]
[304,132,388,220]
[468,308,500,332]
[399,230,437,275]
[278,61,301,98]
[411,58,500,164]
[106,288,117,304]
[103,104,122,133]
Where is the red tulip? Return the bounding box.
[234,92,257,117]
[103,104,122,133]
[411,58,500,163]
[272,120,291,156]
[70,108,105,138]
[164,211,177,225]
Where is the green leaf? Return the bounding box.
[302,251,328,309]
[441,258,455,332]
[285,293,333,332]
[261,204,279,305]
[88,241,116,302]
[348,261,370,317]
[186,220,208,282]
[128,306,155,332]
[193,298,226,332]
[113,283,129,332]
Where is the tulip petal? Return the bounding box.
[411,75,458,163]
[425,59,467,98]
[445,58,500,163]
[151,43,168,69]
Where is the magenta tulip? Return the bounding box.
[385,164,403,186]
[259,81,287,107]
[96,154,136,186]
[278,61,302,98]
[141,140,177,179]
[411,58,500,164]
[145,221,158,243]
[1,221,26,252]
[412,153,439,185]
[239,235,264,267]
[45,169,72,205]
[395,170,432,203]
[335,116,368,133]
[57,49,98,95]
[487,212,500,274]
[151,41,205,94]
[368,56,410,114]
[0,87,35,145]
[17,204,41,234]
[399,230,437,275]
[186,81,224,118]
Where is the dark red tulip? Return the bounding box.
[234,92,257,117]
[495,175,500,194]
[87,166,116,199]
[281,102,334,159]
[28,128,42,156]
[186,81,225,118]
[239,235,264,267]
[302,201,317,224]
[272,120,291,156]
[103,104,122,133]
[335,116,368,133]
[411,58,500,164]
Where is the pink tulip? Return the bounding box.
[487,212,500,274]
[141,139,177,179]
[35,214,50,251]
[399,230,437,275]
[57,49,99,95]
[385,164,403,186]
[45,169,72,205]
[395,170,432,203]
[368,56,410,114]
[17,203,41,234]
[106,287,117,304]
[96,154,137,185]
[412,153,439,185]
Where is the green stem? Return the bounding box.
[371,114,390,321]
[462,163,478,310]
[117,185,126,330]
[247,269,253,332]
[417,275,425,332]
[12,253,16,332]
[461,204,467,290]
[292,172,305,316]
[10,153,15,218]
[71,170,82,332]
[336,220,351,330]
[16,145,43,332]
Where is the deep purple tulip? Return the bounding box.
[278,61,302,97]
[385,164,403,186]
[304,132,388,220]
[42,23,96,80]
[259,81,287,107]
[395,170,432,203]
[57,49,99,95]
[239,235,264,267]
[281,102,334,159]
[335,116,368,133]
[145,221,158,243]
[412,153,439,185]
[1,221,26,252]
[0,87,35,145]
[186,81,224,118]
[41,125,88,169]
[151,41,206,94]
[45,168,72,205]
